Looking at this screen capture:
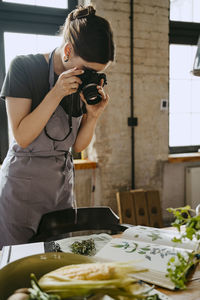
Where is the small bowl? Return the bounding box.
[0,252,93,300]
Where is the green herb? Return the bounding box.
[167,205,200,241]
[166,205,200,289]
[70,238,96,256]
[166,252,198,289]
[146,295,161,300]
[28,273,60,300]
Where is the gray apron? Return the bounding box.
[0,50,83,248]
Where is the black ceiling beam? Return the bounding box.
[0,1,78,35]
[170,21,200,45]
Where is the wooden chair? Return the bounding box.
[29,206,130,242]
[117,189,163,228]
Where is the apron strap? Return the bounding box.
[44,49,73,142]
[48,49,56,91]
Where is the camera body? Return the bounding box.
[78,68,107,105]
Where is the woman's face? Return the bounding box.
[65,50,110,73]
[73,56,110,72]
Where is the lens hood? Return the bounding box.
[82,83,102,105]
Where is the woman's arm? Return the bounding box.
[6,68,83,148]
[73,113,98,153]
[6,89,61,148]
[73,85,109,153]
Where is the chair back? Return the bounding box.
[30,206,129,242]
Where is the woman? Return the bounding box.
[0,5,114,248]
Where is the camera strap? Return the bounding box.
[44,48,72,142]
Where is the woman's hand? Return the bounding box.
[80,79,109,119]
[53,67,84,99]
[7,288,29,300]
[73,80,109,152]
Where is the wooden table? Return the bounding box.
[1,232,200,300]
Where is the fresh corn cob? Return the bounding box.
[38,261,150,299]
[40,262,141,281]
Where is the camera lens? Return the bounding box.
[82,83,102,105]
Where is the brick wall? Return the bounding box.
[76,0,169,219]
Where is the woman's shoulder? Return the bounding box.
[10,53,48,71]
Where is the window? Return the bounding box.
[4,32,62,144]
[169,0,200,153]
[3,0,68,9]
[4,32,62,71]
[170,0,200,23]
[0,0,77,163]
[169,45,200,148]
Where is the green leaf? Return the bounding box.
[112,244,127,248]
[172,237,182,243]
[141,247,151,251]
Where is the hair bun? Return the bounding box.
[70,5,96,21]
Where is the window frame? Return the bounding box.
[0,0,78,163]
[169,20,200,154]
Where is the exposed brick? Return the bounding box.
[77,0,169,223]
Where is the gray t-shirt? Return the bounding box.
[0,53,86,116]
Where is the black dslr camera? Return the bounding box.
[78,68,107,105]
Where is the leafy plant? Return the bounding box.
[166,252,198,289]
[167,205,200,241]
[166,205,200,289]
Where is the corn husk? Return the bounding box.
[38,261,151,299]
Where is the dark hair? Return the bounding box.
[62,5,115,64]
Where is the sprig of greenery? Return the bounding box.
[146,295,161,300]
[28,273,60,300]
[166,252,198,289]
[166,205,200,289]
[167,205,200,242]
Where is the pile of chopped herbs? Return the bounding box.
[70,238,96,256]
